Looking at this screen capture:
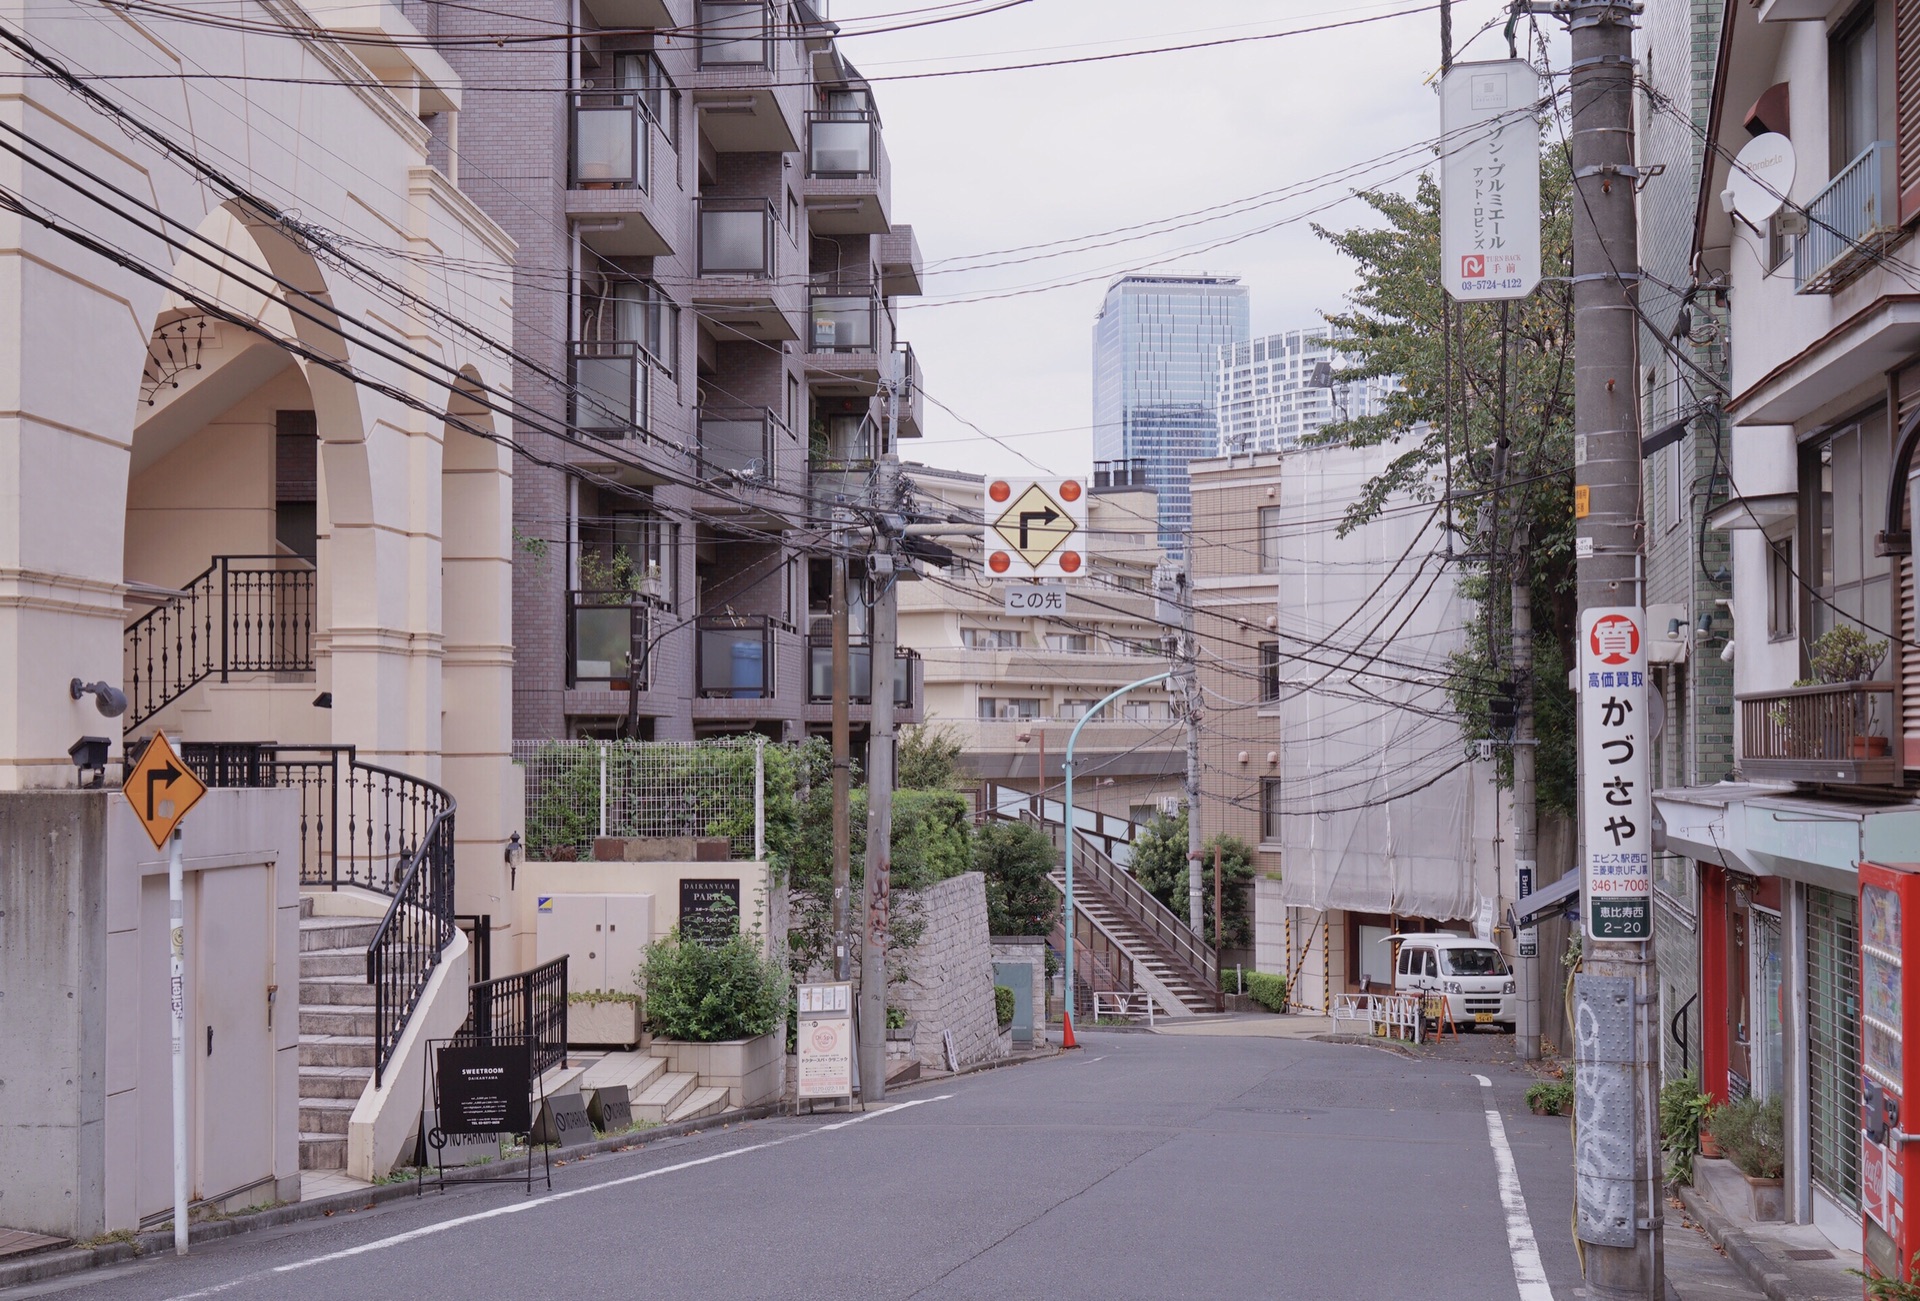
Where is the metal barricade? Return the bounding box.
[1091,989,1158,1028]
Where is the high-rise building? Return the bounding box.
[1215,328,1401,455]
[1092,274,1249,553]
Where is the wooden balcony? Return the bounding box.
[1738,681,1898,784]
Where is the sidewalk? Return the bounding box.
[1148,1012,1333,1038]
[1675,1159,1860,1301]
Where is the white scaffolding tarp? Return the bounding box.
[1271,443,1501,924]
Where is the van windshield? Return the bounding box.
[1440,947,1509,977]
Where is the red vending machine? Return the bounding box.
[1858,861,1914,1284]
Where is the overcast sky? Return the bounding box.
[827,0,1525,478]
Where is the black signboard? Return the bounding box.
[589,1084,631,1134]
[436,1044,531,1135]
[680,877,742,943]
[536,1091,595,1148]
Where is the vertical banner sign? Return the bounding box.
[1516,861,1538,958]
[1440,59,1543,302]
[1580,609,1652,940]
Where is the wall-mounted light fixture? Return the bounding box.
[313,692,333,709]
[504,831,524,889]
[69,735,110,788]
[70,678,127,718]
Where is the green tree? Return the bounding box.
[890,789,974,891]
[1130,811,1255,950]
[1312,142,1578,815]
[975,820,1059,936]
[897,724,967,791]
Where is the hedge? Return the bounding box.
[994,984,1016,1027]
[1246,971,1288,1013]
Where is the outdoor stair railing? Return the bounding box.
[182,741,456,1084]
[124,554,317,730]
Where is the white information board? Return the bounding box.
[1578,608,1652,941]
[795,981,855,1101]
[1440,59,1542,302]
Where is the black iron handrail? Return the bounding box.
[368,791,456,1084]
[124,554,316,731]
[465,955,569,1080]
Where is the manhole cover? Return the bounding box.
[1784,1249,1834,1261]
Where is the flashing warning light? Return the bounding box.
[988,481,1012,503]
[1059,551,1082,574]
[988,551,1012,573]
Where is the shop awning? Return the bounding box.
[1515,871,1581,927]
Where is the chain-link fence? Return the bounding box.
[514,738,765,861]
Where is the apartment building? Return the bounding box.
[1,0,516,1232]
[899,460,1182,823]
[1658,0,1920,1259]
[1092,274,1249,555]
[1214,328,1401,455]
[419,0,925,744]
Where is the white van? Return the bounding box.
[1387,932,1516,1033]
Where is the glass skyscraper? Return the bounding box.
[1091,274,1250,554]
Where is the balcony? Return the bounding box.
[1796,141,1900,294]
[567,81,675,257]
[1737,681,1897,784]
[803,110,890,234]
[806,285,889,394]
[580,0,674,27]
[570,341,649,439]
[693,199,799,341]
[571,90,648,190]
[877,224,923,297]
[688,2,802,152]
[697,407,777,481]
[896,342,924,439]
[697,615,776,698]
[806,637,915,708]
[568,591,648,691]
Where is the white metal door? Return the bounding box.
[195,865,273,1200]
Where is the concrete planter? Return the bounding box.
[569,1000,644,1048]
[885,1022,917,1042]
[1744,1174,1785,1222]
[652,1031,782,1108]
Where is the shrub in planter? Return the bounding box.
[639,927,788,1044]
[1245,971,1288,1013]
[1706,1094,1785,1181]
[1526,1076,1574,1117]
[994,984,1016,1028]
[1659,1071,1713,1188]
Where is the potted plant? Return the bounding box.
[1659,1071,1714,1188]
[568,988,644,1048]
[1705,1094,1786,1220]
[1808,625,1891,757]
[640,925,789,1109]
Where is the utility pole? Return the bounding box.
[1511,524,1540,1062]
[831,550,852,982]
[858,354,903,1104]
[1566,0,1662,1293]
[1178,563,1203,936]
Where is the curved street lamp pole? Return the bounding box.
[1061,670,1170,1044]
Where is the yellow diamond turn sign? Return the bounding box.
[122,731,207,850]
[992,484,1075,568]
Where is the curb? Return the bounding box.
[1677,1185,1806,1301]
[1310,1032,1420,1058]
[0,1101,786,1292]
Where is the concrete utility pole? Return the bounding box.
[1511,525,1540,1062]
[1566,0,1662,1292]
[858,358,903,1104]
[1178,563,1203,936]
[831,551,852,982]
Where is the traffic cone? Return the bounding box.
[1061,1010,1077,1049]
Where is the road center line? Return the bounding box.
[1473,1074,1554,1301]
[164,1095,950,1300]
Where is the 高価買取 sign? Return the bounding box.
[1579,607,1651,940]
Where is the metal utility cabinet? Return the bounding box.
[535,893,653,996]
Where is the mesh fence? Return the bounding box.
[513,738,764,861]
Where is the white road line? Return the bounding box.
[1474,1074,1554,1301]
[164,1095,950,1300]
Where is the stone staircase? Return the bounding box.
[577,1051,728,1127]
[296,902,379,1171]
[1049,870,1215,1014]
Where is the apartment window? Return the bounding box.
[1768,535,1795,641]
[962,628,1022,650]
[786,189,800,237]
[978,697,1042,720]
[1058,699,1099,720]
[1802,415,1892,645]
[1668,440,1685,532]
[1119,701,1159,723]
[1259,642,1281,703]
[1830,4,1880,176]
[787,373,800,434]
[1259,506,1283,573]
[1045,633,1091,652]
[1260,778,1283,844]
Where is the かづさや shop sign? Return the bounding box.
[1579,608,1651,941]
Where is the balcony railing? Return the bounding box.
[1796,140,1898,293]
[697,615,776,698]
[698,0,771,68]
[811,411,878,470]
[570,89,649,189]
[568,590,649,690]
[464,955,568,1080]
[808,287,877,351]
[806,637,914,707]
[698,199,777,278]
[698,407,777,481]
[570,341,649,437]
[807,110,877,177]
[1738,680,1898,784]
[124,554,317,730]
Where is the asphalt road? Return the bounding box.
[15,1030,1591,1301]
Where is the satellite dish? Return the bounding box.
[1726,133,1795,224]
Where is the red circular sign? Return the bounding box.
[1588,613,1640,665]
[988,551,1011,573]
[1059,480,1083,502]
[1059,551,1082,573]
[988,481,1011,503]
[810,1025,838,1053]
